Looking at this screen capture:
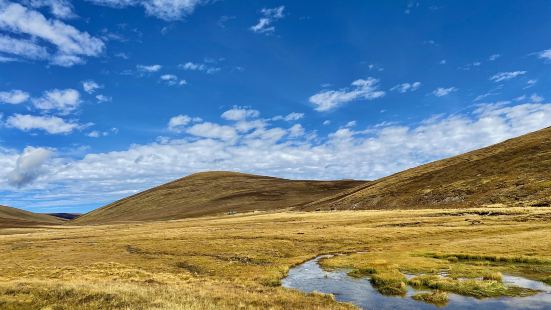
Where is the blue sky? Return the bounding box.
[1,0,551,213]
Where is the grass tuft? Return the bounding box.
[412,290,449,307]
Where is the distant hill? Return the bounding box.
[303,126,551,211]
[73,171,365,225]
[0,205,63,228]
[46,213,82,220]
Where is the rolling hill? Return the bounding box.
[303,126,551,211]
[73,171,365,224]
[0,205,63,228]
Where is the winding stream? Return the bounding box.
[281,255,551,310]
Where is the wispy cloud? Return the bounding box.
[0,1,104,66]
[432,87,457,97]
[250,6,285,34]
[391,82,421,93]
[87,0,208,21]
[490,71,527,82]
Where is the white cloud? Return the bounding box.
[82,80,102,94]
[95,94,111,103]
[345,121,357,127]
[530,94,544,103]
[250,6,285,34]
[490,71,527,82]
[137,64,162,72]
[32,88,80,114]
[309,78,385,112]
[288,124,304,137]
[2,102,551,210]
[391,82,421,93]
[167,114,201,132]
[524,79,537,89]
[432,87,457,97]
[272,112,304,122]
[5,113,79,134]
[23,0,75,19]
[178,61,220,74]
[489,54,501,61]
[87,0,206,21]
[439,59,446,65]
[538,49,551,61]
[0,34,48,60]
[0,1,104,66]
[186,122,237,141]
[160,74,186,86]
[221,107,260,121]
[7,146,52,188]
[0,89,30,104]
[323,120,331,125]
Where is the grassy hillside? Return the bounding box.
[304,126,551,211]
[74,171,365,224]
[0,205,62,228]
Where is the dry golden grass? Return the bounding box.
[1,207,551,309]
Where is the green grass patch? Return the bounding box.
[412,290,449,307]
[426,253,551,265]
[408,275,539,299]
[370,272,408,296]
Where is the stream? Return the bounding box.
[281,255,551,310]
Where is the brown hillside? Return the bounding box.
[0,205,62,228]
[73,171,365,224]
[303,126,551,211]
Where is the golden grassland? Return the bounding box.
[1,206,551,309]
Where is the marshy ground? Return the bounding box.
[1,206,551,309]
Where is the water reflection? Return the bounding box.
[281,256,551,310]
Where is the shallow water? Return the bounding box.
[281,255,551,310]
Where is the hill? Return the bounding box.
[303,126,551,211]
[46,213,82,220]
[0,205,63,228]
[73,171,365,224]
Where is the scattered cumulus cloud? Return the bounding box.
[5,114,80,134]
[490,71,527,82]
[3,102,551,207]
[167,114,201,132]
[309,78,385,112]
[250,6,285,34]
[32,88,80,114]
[82,80,102,94]
[432,87,457,97]
[160,74,186,86]
[0,89,30,104]
[186,122,237,141]
[221,107,260,121]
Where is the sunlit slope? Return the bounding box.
[304,126,551,210]
[0,205,62,227]
[74,171,365,224]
